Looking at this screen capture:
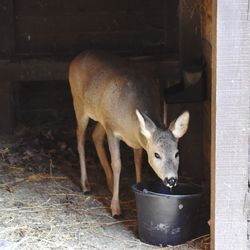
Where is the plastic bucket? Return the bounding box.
[132,182,203,246]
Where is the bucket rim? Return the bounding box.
[132,182,203,199]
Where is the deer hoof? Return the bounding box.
[81,180,91,194]
[83,190,92,195]
[111,201,121,218]
[112,213,123,219]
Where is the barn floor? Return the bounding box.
[0,123,209,250]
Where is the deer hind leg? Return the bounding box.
[92,123,113,193]
[107,131,121,218]
[133,148,143,183]
[76,115,90,194]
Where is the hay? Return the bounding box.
[0,127,210,249]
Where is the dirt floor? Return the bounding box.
[0,123,209,250]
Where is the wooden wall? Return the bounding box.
[0,0,180,128]
[13,0,178,57]
[13,81,74,124]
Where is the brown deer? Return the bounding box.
[69,51,189,217]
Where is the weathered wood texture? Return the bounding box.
[14,0,178,56]
[212,0,250,249]
[0,58,179,82]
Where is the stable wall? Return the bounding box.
[8,0,178,57]
[0,0,209,194]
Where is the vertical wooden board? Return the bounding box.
[0,0,15,56]
[212,0,250,249]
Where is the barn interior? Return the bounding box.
[0,0,212,249]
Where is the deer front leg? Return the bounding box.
[92,123,113,193]
[107,132,121,218]
[76,116,90,194]
[134,148,143,183]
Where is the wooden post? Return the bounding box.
[211,0,250,249]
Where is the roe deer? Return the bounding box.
[69,51,189,217]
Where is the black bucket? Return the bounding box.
[132,182,203,246]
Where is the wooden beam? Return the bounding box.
[0,59,68,82]
[0,58,179,82]
[211,0,250,249]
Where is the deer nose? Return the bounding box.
[163,177,177,187]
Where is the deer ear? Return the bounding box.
[136,109,156,140]
[169,111,190,139]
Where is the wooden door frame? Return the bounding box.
[211,0,250,249]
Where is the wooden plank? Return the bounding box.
[15,30,165,55]
[0,0,15,57]
[14,1,179,56]
[14,10,168,55]
[15,12,163,34]
[0,58,179,82]
[0,60,68,81]
[211,0,250,249]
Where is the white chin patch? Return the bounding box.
[165,181,177,188]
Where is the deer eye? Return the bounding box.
[175,152,179,158]
[154,153,161,159]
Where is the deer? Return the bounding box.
[69,51,190,218]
